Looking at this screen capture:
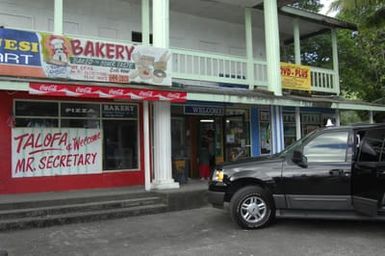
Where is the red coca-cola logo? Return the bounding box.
[166,92,181,99]
[75,87,93,94]
[108,89,125,96]
[39,85,58,92]
[138,91,154,97]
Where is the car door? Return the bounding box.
[352,128,385,216]
[282,129,353,210]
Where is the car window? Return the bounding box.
[303,131,349,163]
[359,138,383,162]
[358,128,385,162]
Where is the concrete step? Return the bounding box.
[0,191,158,211]
[0,203,168,232]
[0,197,162,220]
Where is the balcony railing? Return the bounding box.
[171,48,339,94]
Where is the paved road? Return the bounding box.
[1,207,385,256]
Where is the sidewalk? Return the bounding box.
[0,179,209,232]
[0,179,208,206]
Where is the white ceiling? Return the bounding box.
[169,0,332,40]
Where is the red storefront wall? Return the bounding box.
[0,91,145,194]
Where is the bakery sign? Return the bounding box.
[0,28,171,86]
[280,62,311,91]
[12,128,102,178]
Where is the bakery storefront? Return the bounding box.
[0,28,184,194]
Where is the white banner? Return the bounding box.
[12,128,103,178]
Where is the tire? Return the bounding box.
[229,186,275,229]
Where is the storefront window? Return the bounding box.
[259,110,271,154]
[14,100,139,171]
[225,108,250,161]
[283,112,296,148]
[301,112,321,136]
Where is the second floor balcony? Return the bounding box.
[0,0,355,95]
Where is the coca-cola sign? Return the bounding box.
[29,82,187,103]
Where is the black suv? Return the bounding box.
[208,124,385,229]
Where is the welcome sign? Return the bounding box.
[12,128,102,178]
[0,28,171,86]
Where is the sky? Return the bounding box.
[319,0,338,16]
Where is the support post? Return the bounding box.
[245,8,255,90]
[151,0,178,189]
[295,107,301,140]
[153,0,169,48]
[293,19,301,65]
[271,106,284,153]
[143,101,151,191]
[335,109,341,126]
[331,29,340,95]
[142,0,150,46]
[369,111,374,124]
[54,0,63,34]
[151,102,179,189]
[264,0,282,96]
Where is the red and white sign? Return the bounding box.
[12,128,102,178]
[29,83,187,103]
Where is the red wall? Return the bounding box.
[0,91,145,194]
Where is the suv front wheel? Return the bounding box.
[229,186,275,229]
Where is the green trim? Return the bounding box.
[0,81,29,91]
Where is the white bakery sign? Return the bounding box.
[12,128,102,178]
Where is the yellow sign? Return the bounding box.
[280,62,311,91]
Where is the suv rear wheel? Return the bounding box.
[229,186,275,229]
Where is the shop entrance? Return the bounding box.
[171,105,251,182]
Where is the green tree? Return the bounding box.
[332,0,385,102]
[283,1,332,70]
[290,0,323,12]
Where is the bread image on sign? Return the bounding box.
[130,48,171,85]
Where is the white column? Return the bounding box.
[54,0,63,34]
[264,0,282,96]
[331,29,340,95]
[151,0,178,189]
[293,19,301,65]
[143,102,151,191]
[295,107,301,140]
[142,0,150,46]
[151,101,179,189]
[335,109,341,126]
[245,8,255,90]
[369,111,374,124]
[153,0,169,48]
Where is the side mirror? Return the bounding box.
[292,150,308,168]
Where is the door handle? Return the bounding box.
[329,169,343,176]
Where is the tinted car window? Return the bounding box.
[359,138,383,162]
[358,128,385,163]
[303,131,348,163]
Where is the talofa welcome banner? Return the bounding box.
[12,128,103,178]
[0,28,171,86]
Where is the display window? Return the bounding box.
[13,100,139,171]
[301,112,321,136]
[225,108,250,161]
[259,110,271,155]
[283,112,296,148]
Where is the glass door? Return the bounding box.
[225,114,250,161]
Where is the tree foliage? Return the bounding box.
[290,0,323,12]
[286,0,385,103]
[333,0,385,102]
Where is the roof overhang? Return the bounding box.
[279,6,357,30]
[2,80,384,112]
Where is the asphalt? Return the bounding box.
[1,207,385,256]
